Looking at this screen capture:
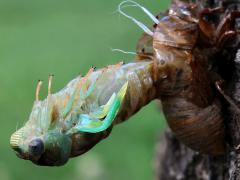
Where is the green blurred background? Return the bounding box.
[0,0,170,179]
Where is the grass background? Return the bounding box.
[0,0,170,179]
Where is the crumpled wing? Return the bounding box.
[67,82,128,134]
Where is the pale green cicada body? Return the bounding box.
[9,0,161,166]
[10,61,157,166]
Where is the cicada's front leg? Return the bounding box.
[198,7,240,48]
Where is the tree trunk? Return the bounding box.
[154,0,240,179]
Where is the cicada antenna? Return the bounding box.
[118,0,156,36]
[48,75,54,95]
[36,80,42,101]
[111,48,136,55]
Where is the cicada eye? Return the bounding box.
[29,138,44,156]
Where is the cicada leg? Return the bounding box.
[106,61,124,69]
[215,11,240,37]
[97,62,124,74]
[199,7,240,48]
[216,30,238,49]
[198,7,224,41]
[48,75,54,95]
[35,80,43,101]
[215,80,240,113]
[215,11,240,48]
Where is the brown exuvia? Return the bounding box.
[136,1,240,155]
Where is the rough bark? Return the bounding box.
[154,0,240,179]
[155,129,230,180]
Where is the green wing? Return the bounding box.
[67,82,128,134]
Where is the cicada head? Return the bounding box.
[10,83,72,166]
[10,110,70,166]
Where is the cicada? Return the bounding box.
[10,0,240,166]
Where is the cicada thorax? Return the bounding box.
[135,3,226,155]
